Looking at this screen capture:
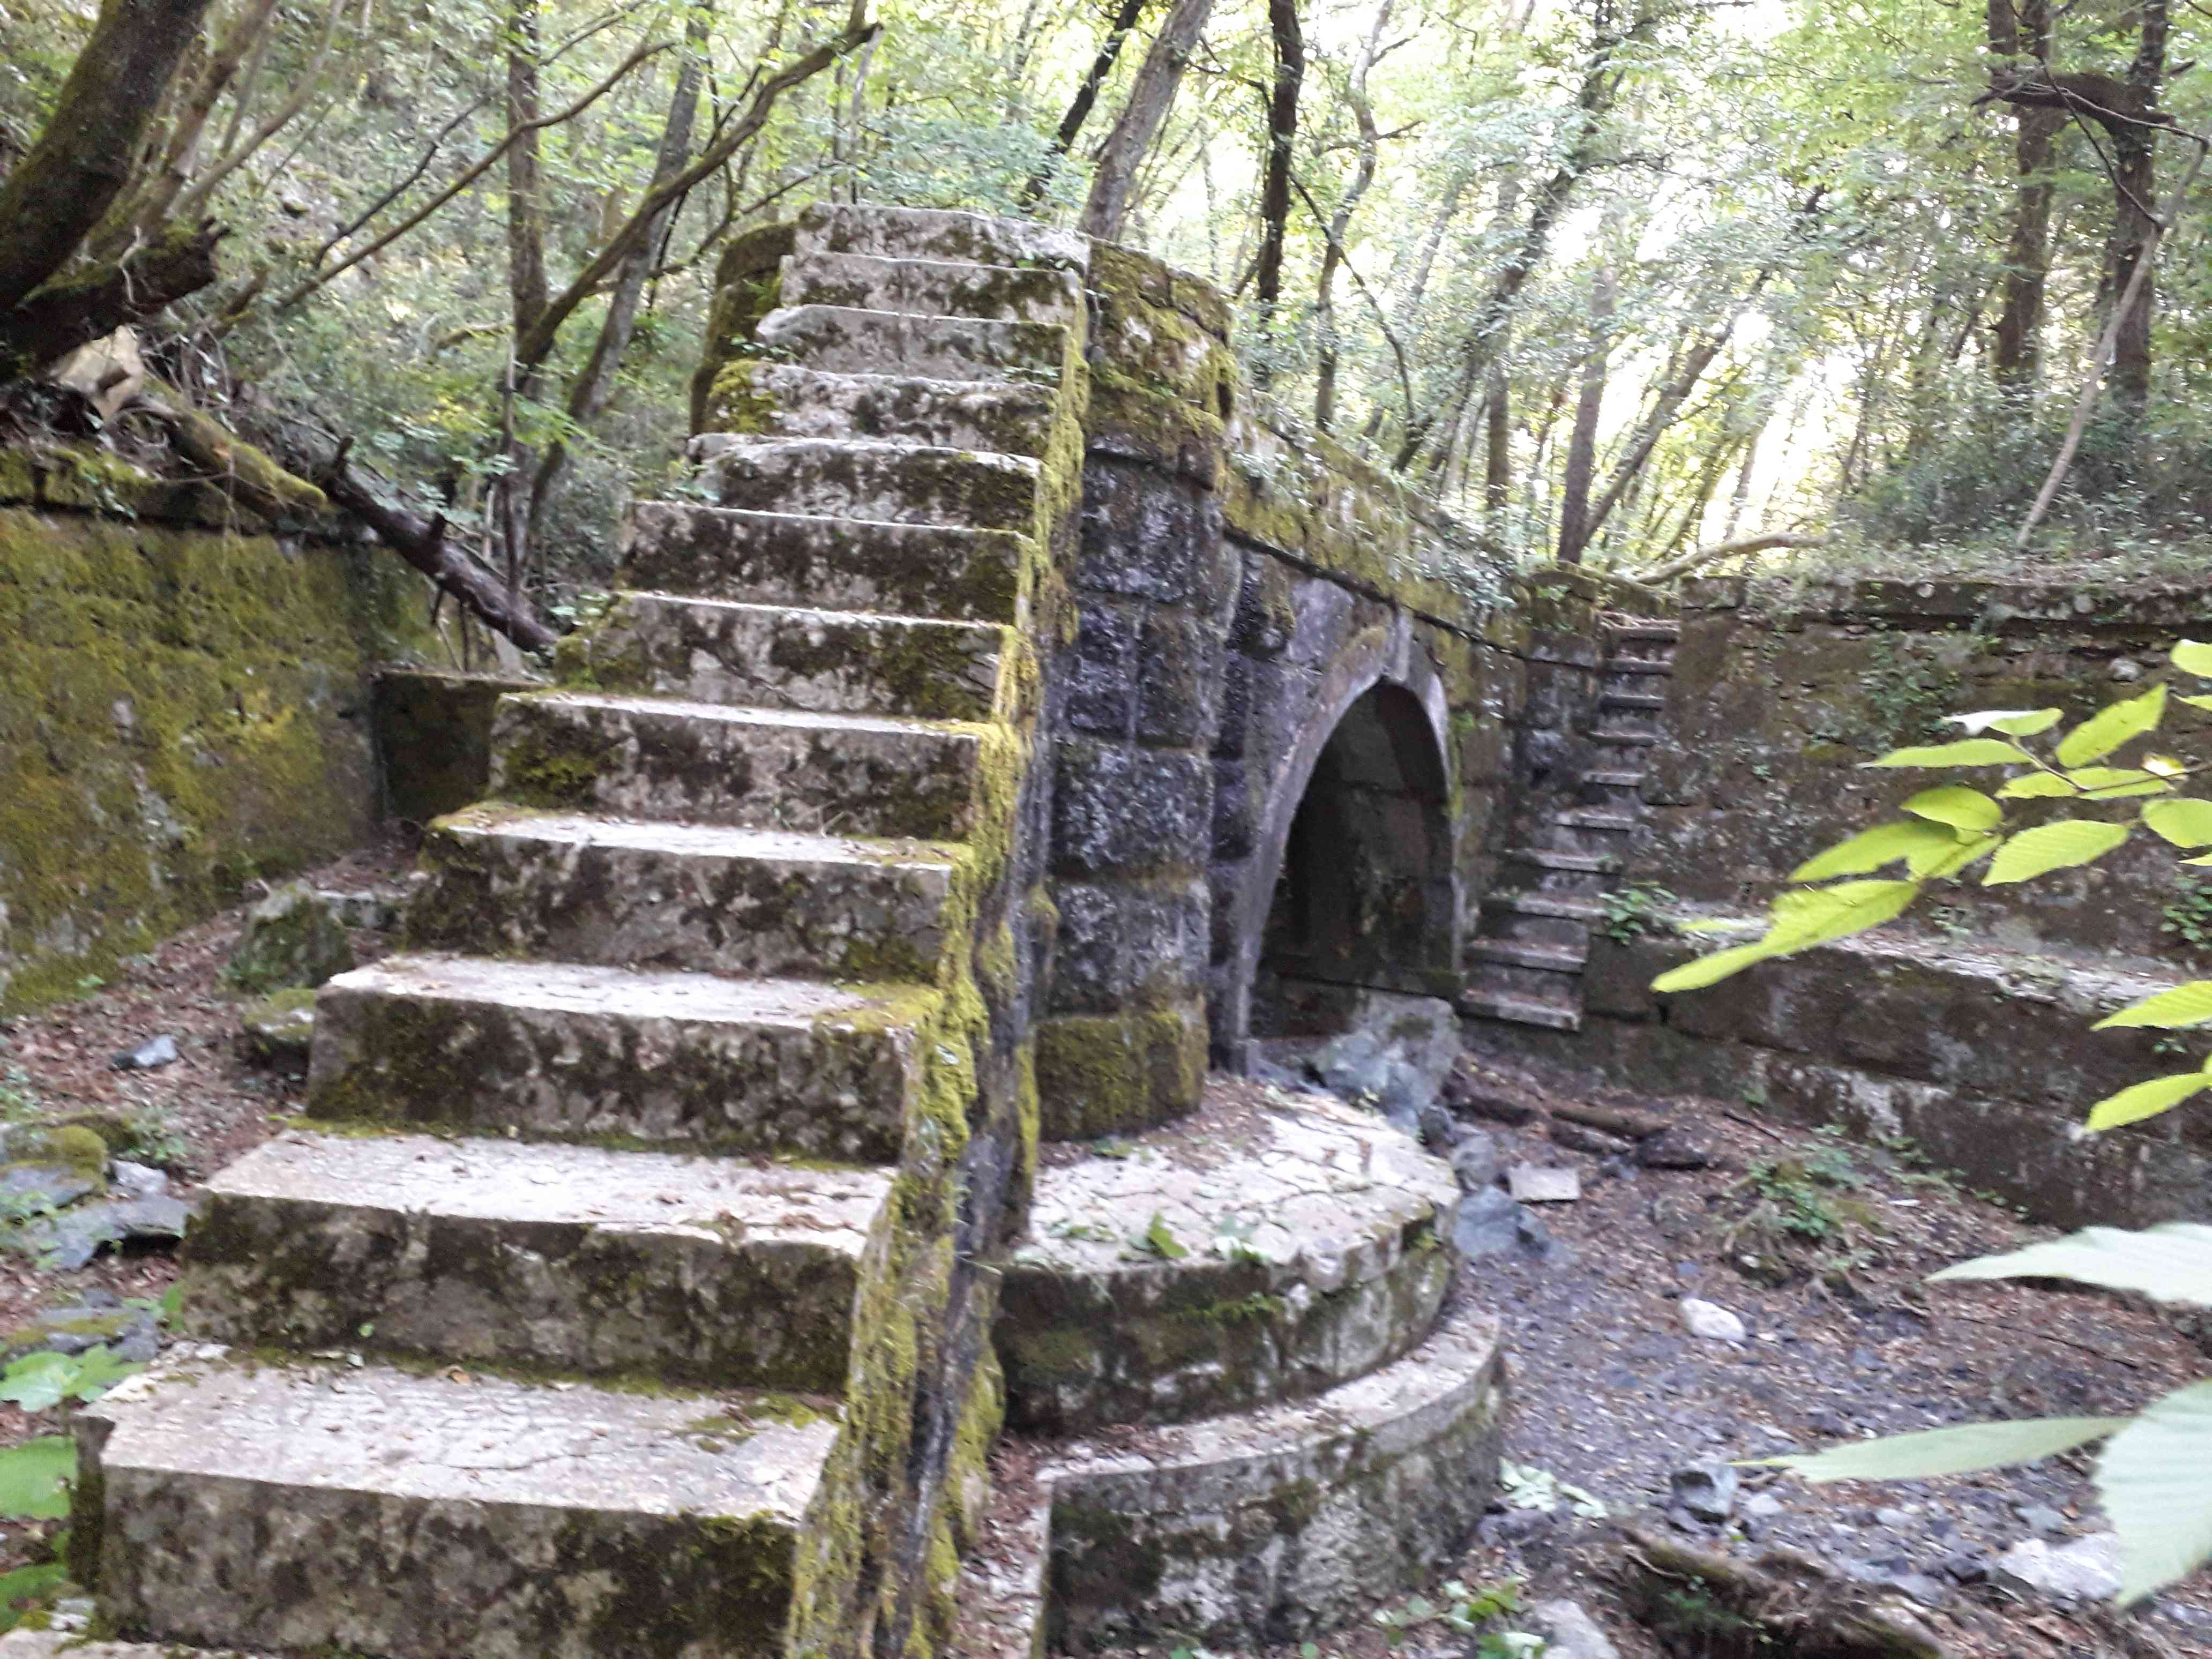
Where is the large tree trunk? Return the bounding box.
[1021,0,1150,207]
[1252,0,1304,331]
[505,0,550,344]
[1482,362,1511,515]
[1555,254,1617,563]
[0,0,216,320]
[1992,102,2061,387]
[1078,0,1214,242]
[1312,0,1391,432]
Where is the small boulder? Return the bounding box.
[1994,1532,2124,1603]
[1680,1298,1747,1342]
[1551,1119,1634,1157]
[1522,1599,1619,1659]
[1639,1128,1719,1170]
[1507,1163,1581,1202]
[1454,1187,1524,1258]
[241,987,318,1067]
[110,1033,178,1071]
[1450,1130,1503,1193]
[227,883,356,993]
[1670,1463,1739,1522]
[0,1125,110,1209]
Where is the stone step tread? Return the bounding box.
[694,367,1059,458]
[516,688,984,741]
[797,202,1088,271]
[1458,992,1583,1032]
[780,251,1082,323]
[704,435,1044,532]
[1466,938,1587,973]
[1578,769,1647,787]
[1504,847,1617,873]
[1603,617,1680,640]
[753,306,1069,387]
[434,805,963,874]
[1598,690,1668,709]
[1603,657,1675,676]
[82,1351,832,1657]
[207,1129,890,1242]
[1549,809,1639,832]
[1587,728,1661,747]
[1481,891,1603,922]
[1001,1086,1458,1432]
[620,499,1027,625]
[614,588,1010,643]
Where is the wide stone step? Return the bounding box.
[780,251,1082,326]
[1603,656,1673,677]
[494,691,985,841]
[411,808,960,983]
[1033,1297,1505,1651]
[1458,990,1582,1032]
[622,500,1026,625]
[579,592,1005,722]
[309,954,930,1163]
[186,1130,887,1390]
[1476,891,1596,951]
[1466,938,1586,974]
[997,1085,1457,1433]
[699,363,1061,455]
[755,305,1071,386]
[78,1352,834,1659]
[1600,690,1668,712]
[1603,617,1679,643]
[1587,726,1661,749]
[1460,958,1584,1021]
[798,201,1087,273]
[706,437,1045,534]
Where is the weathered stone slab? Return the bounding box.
[1042,1297,1506,1650]
[1000,1087,1458,1430]
[707,437,1046,535]
[583,593,1006,722]
[412,808,958,983]
[78,1351,833,1659]
[0,1637,256,1656]
[700,364,1061,455]
[798,203,1088,272]
[621,500,1025,623]
[780,252,1082,326]
[492,691,985,841]
[308,955,929,1163]
[756,305,1073,386]
[186,1130,887,1388]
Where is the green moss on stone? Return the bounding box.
[1035,1004,1207,1140]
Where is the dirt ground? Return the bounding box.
[1,863,2207,1654]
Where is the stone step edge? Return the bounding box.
[1458,991,1583,1032]
[951,1299,1506,1656]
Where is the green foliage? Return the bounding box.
[1372,1575,1531,1648]
[1497,1459,1607,1519]
[2162,881,2212,951]
[1672,642,2212,1603]
[0,1437,74,1521]
[0,1344,143,1413]
[1599,884,1678,944]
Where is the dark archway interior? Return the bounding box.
[1251,683,1454,1040]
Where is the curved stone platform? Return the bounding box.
[996,1082,1458,1430]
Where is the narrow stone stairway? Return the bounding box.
[1460,615,1679,1032]
[68,204,1088,1659]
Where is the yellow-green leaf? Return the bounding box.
[1650,941,1776,994]
[1901,786,2001,834]
[2064,767,2172,799]
[2084,1072,2209,1132]
[1860,738,2032,769]
[1998,771,2080,799]
[2097,1380,2212,1604]
[1983,819,2131,885]
[2171,641,2212,678]
[2179,694,2212,712]
[1910,833,1997,881]
[2094,982,2212,1030]
[2056,684,2168,766]
[2143,798,2212,849]
[1754,1417,2123,1484]
[1944,708,2063,737]
[1788,820,1956,883]
[1763,879,1920,952]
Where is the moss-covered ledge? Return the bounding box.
[0,443,435,1012]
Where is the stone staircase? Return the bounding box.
[66,203,1087,1659]
[1459,615,1679,1033]
[51,203,1505,1659]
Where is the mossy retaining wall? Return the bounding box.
[0,447,433,1012]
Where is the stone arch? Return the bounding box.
[1217,617,1460,1067]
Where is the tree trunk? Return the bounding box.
[1021,0,1150,207]
[1078,0,1214,242]
[505,0,549,343]
[1252,0,1304,331]
[0,218,222,379]
[1483,362,1511,515]
[1312,0,1391,432]
[0,0,216,319]
[1992,104,2060,387]
[1555,253,1617,563]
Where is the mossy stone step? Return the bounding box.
[308,954,932,1163]
[1033,1298,1507,1652]
[797,201,1087,273]
[754,304,1073,387]
[779,251,1082,326]
[77,1351,834,1659]
[492,691,987,842]
[699,363,1062,456]
[410,808,960,984]
[185,1130,888,1389]
[580,592,1006,722]
[621,500,1027,624]
[997,1087,1457,1433]
[707,436,1048,535]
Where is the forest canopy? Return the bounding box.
[2,0,2209,630]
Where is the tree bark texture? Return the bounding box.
[0,218,222,379]
[1252,0,1305,310]
[1021,0,1150,207]
[1555,255,1617,563]
[1078,0,1214,242]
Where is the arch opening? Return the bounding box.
[1249,681,1455,1044]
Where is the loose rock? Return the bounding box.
[1680,1298,1747,1342]
[1508,1163,1581,1203]
[1454,1187,1524,1258]
[1450,1131,1502,1193]
[1671,1462,1740,1522]
[1523,1598,1619,1659]
[241,988,318,1066]
[1993,1533,2124,1603]
[110,1034,178,1072]
[1550,1119,1634,1157]
[227,882,356,993]
[1639,1127,1719,1170]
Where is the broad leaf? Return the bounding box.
[1789,820,1955,882]
[2143,798,2212,849]
[1901,786,2001,834]
[0,1436,73,1521]
[2179,694,2212,712]
[1998,772,2079,800]
[2063,768,2171,799]
[2084,1071,2209,1132]
[1984,819,2130,885]
[0,1558,66,1630]
[1861,738,2031,768]
[1910,833,1997,881]
[2171,641,2212,678]
[0,1354,74,1415]
[2094,982,2212,1030]
[1945,708,2062,736]
[1756,1416,2123,1482]
[2098,1381,2212,1603]
[1932,1222,2212,1305]
[2056,684,2168,767]
[1763,879,1919,952]
[1650,941,1777,993]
